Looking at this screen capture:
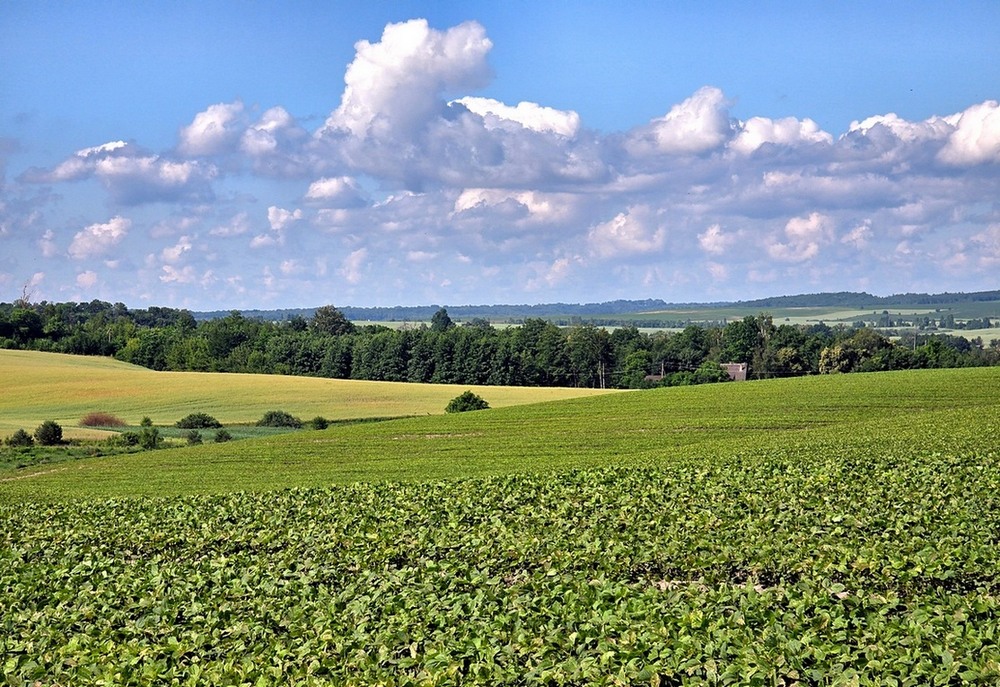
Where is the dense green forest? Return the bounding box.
[2,300,998,389]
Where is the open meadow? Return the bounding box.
[3,365,1000,684]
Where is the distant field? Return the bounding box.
[0,350,616,439]
[636,304,1000,325]
[3,366,997,500]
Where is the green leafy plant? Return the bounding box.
[311,416,329,430]
[185,430,203,446]
[213,428,233,443]
[445,390,490,413]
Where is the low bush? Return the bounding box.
[176,413,222,429]
[185,430,203,446]
[138,426,161,450]
[256,410,302,428]
[109,431,140,447]
[445,391,490,413]
[311,416,330,430]
[5,428,34,447]
[79,412,127,427]
[34,420,63,446]
[214,429,233,443]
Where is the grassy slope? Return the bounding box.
[0,349,615,438]
[3,366,998,501]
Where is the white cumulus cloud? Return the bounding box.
[630,86,733,156]
[731,116,832,154]
[938,100,1000,166]
[452,97,580,137]
[178,101,246,156]
[587,206,667,259]
[767,212,835,263]
[68,216,131,260]
[304,176,366,206]
[267,206,303,232]
[76,270,98,288]
[698,224,736,255]
[321,19,492,139]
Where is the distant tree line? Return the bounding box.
[2,300,999,389]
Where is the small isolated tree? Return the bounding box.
[445,391,490,413]
[185,430,203,446]
[214,428,233,443]
[6,428,34,447]
[34,420,63,446]
[256,410,302,428]
[311,416,329,430]
[176,412,222,429]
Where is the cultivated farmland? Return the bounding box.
[0,349,616,438]
[2,366,1000,684]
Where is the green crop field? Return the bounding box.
[0,349,615,439]
[3,366,1000,684]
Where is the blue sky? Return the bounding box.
[2,1,999,309]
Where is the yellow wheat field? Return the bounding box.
[0,349,617,438]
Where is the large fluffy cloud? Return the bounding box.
[626,86,733,157]
[938,100,1000,166]
[320,19,492,140]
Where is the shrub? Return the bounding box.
[140,416,153,427]
[111,431,140,447]
[176,413,222,429]
[185,430,203,446]
[138,426,161,450]
[5,428,33,447]
[34,420,63,446]
[256,410,302,428]
[311,416,329,430]
[79,411,127,427]
[445,391,490,413]
[213,429,233,443]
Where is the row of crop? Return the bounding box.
[4,446,1000,684]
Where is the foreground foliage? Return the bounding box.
[4,448,1000,685]
[3,367,1000,684]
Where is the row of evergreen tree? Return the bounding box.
[2,300,998,388]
